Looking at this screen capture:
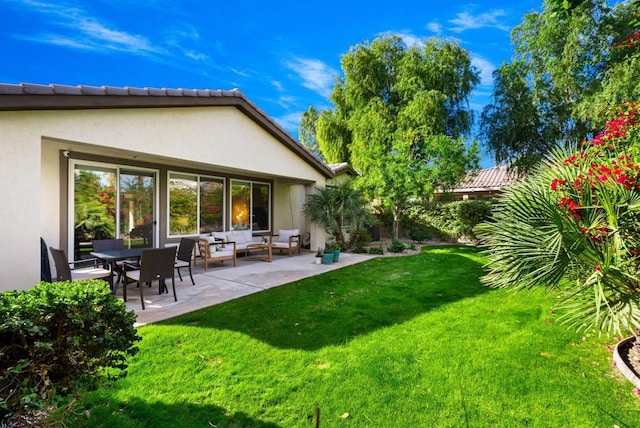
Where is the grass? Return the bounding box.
[63,246,640,427]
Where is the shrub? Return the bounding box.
[368,246,384,255]
[478,102,640,336]
[408,224,433,242]
[0,280,141,423]
[387,239,406,253]
[352,246,369,254]
[418,200,494,243]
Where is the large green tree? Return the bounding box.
[480,0,638,170]
[298,106,324,161]
[313,35,480,238]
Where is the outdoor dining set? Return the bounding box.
[46,229,302,310]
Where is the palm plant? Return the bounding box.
[302,180,371,251]
[478,102,640,337]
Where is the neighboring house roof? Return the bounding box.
[0,82,333,178]
[449,166,520,193]
[327,162,358,177]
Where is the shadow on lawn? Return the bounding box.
[72,397,281,428]
[163,246,489,351]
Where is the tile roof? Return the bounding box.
[0,82,334,177]
[453,166,520,192]
[0,82,242,98]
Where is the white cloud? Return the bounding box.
[396,32,423,48]
[449,10,510,33]
[272,80,284,92]
[426,22,442,35]
[6,1,161,54]
[471,55,495,86]
[274,111,303,136]
[285,57,337,98]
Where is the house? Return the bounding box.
[0,82,334,292]
[435,166,520,201]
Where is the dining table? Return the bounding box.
[90,248,145,294]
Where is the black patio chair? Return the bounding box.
[123,247,177,310]
[174,238,196,285]
[49,247,113,287]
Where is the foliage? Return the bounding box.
[408,223,433,242]
[302,180,371,251]
[0,280,140,423]
[407,199,494,243]
[478,103,640,336]
[368,246,384,255]
[387,239,407,253]
[312,34,480,239]
[480,0,638,170]
[298,106,324,161]
[62,247,640,427]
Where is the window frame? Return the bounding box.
[167,171,226,238]
[230,179,271,233]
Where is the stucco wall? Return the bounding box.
[1,106,327,291]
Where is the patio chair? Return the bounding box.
[270,229,301,256]
[49,247,113,287]
[197,238,236,270]
[174,238,196,285]
[123,247,177,310]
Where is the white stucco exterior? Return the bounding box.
[1,99,329,291]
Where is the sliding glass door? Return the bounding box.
[70,161,157,259]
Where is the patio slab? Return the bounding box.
[122,251,373,326]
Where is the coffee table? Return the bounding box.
[245,242,273,262]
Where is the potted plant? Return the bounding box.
[329,243,341,262]
[315,247,324,264]
[321,248,334,265]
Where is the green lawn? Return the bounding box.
[66,246,640,427]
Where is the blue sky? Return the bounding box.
[0,0,543,166]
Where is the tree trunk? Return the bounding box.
[393,206,402,240]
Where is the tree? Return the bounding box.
[313,35,480,238]
[298,106,324,161]
[302,180,371,251]
[480,0,638,169]
[479,61,549,171]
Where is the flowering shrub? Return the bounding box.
[479,102,640,336]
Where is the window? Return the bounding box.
[168,172,224,236]
[71,161,157,259]
[231,180,270,231]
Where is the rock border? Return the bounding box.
[613,336,640,388]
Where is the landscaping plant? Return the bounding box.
[479,102,640,337]
[302,180,371,251]
[0,280,140,424]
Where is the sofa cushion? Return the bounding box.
[277,229,299,243]
[229,230,253,244]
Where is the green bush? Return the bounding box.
[0,280,141,423]
[409,224,433,242]
[352,246,369,254]
[419,200,494,243]
[368,246,384,255]
[387,239,406,253]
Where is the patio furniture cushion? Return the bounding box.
[197,238,236,270]
[275,229,299,242]
[271,229,301,256]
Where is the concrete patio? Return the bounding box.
[120,250,374,326]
